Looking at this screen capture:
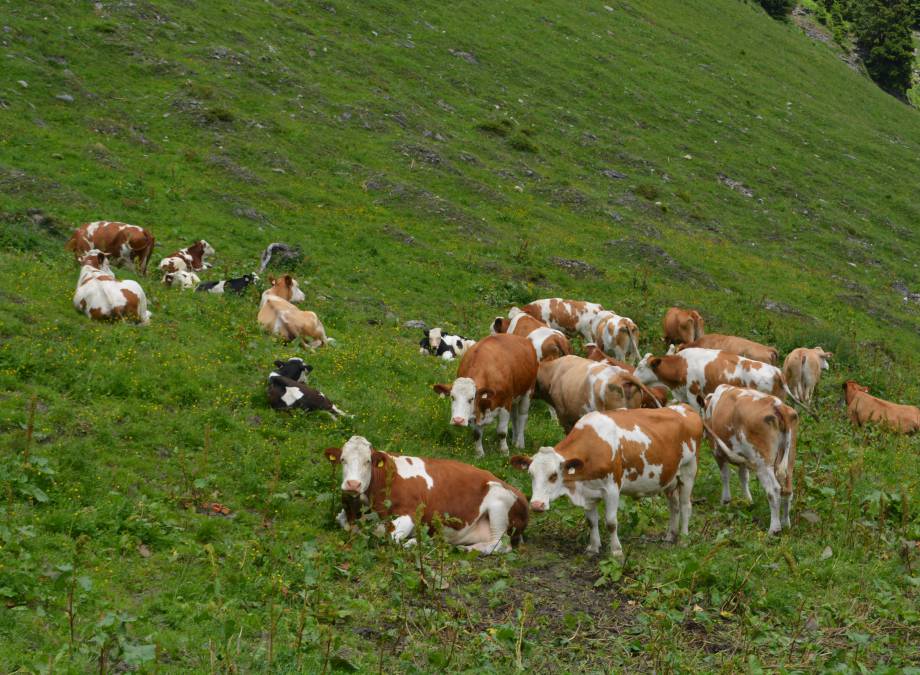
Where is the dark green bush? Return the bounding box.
[757,0,795,20]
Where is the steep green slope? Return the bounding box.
[1,0,918,671]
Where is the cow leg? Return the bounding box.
[665,487,680,543]
[717,457,732,504]
[755,466,783,535]
[496,408,511,454]
[678,463,696,537]
[780,490,793,530]
[604,489,624,558]
[472,425,485,458]
[390,515,415,544]
[584,502,602,554]
[738,465,753,502]
[513,392,531,448]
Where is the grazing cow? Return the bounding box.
[519,298,608,344]
[585,345,671,408]
[703,385,798,534]
[783,347,832,403]
[843,381,920,434]
[535,355,646,432]
[491,308,572,362]
[162,270,200,289]
[326,435,528,554]
[676,334,778,365]
[634,348,790,412]
[433,334,538,457]
[268,358,345,416]
[592,311,641,364]
[258,275,329,348]
[511,406,702,556]
[663,307,704,346]
[419,327,475,361]
[72,250,151,324]
[65,221,155,275]
[196,273,260,295]
[158,240,215,273]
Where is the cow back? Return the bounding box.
[458,334,538,403]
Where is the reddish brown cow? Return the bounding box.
[511,406,702,556]
[65,221,155,274]
[492,308,572,362]
[158,240,215,273]
[433,334,538,457]
[327,436,528,554]
[676,334,778,365]
[519,298,608,343]
[586,344,669,408]
[844,381,919,434]
[663,307,704,346]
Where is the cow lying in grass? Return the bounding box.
[196,273,259,295]
[162,270,200,289]
[258,275,329,348]
[433,334,538,457]
[419,327,475,360]
[159,240,216,273]
[268,358,345,417]
[326,436,528,554]
[703,385,798,534]
[844,380,919,433]
[73,250,151,325]
[511,406,702,557]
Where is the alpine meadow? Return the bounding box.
[2,0,920,672]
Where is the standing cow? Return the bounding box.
[519,298,608,344]
[73,250,151,324]
[492,308,572,362]
[634,348,791,412]
[585,345,669,407]
[675,334,778,366]
[326,436,528,554]
[592,311,641,364]
[511,406,702,556]
[65,221,155,275]
[663,307,704,346]
[783,347,832,404]
[703,385,798,534]
[433,334,538,457]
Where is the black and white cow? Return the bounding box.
[196,273,260,295]
[419,327,475,361]
[267,358,346,416]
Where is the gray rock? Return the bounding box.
[601,168,627,180]
[448,48,477,64]
[404,320,426,329]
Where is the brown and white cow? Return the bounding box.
[65,221,155,275]
[585,345,670,407]
[162,270,201,290]
[491,308,572,362]
[663,307,705,346]
[158,240,215,273]
[592,311,641,364]
[519,298,608,344]
[433,334,538,457]
[327,436,528,554]
[843,381,920,434]
[783,347,832,404]
[675,334,778,365]
[511,406,702,556]
[72,250,151,324]
[703,385,798,534]
[634,348,792,413]
[257,275,329,348]
[535,355,646,432]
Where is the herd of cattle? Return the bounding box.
[64,220,919,557]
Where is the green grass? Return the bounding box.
[1,0,919,671]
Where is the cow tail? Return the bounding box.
[774,405,792,485]
[140,235,155,275]
[783,381,816,417]
[628,330,640,364]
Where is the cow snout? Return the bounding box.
[451,416,468,426]
[342,480,362,494]
[530,500,546,512]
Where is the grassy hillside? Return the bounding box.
[1,0,919,671]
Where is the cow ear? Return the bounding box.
[563,458,584,475]
[274,360,285,368]
[371,451,387,468]
[509,454,532,471]
[763,414,777,427]
[433,383,452,397]
[283,275,293,287]
[479,388,494,402]
[491,317,503,334]
[649,356,662,370]
[268,275,276,284]
[324,447,342,464]
[305,364,314,373]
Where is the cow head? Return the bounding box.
[510,447,570,511]
[427,327,443,351]
[324,435,387,495]
[815,347,833,370]
[634,353,663,385]
[163,270,200,289]
[433,377,495,426]
[267,275,306,303]
[274,358,313,383]
[80,249,110,270]
[198,240,216,258]
[843,380,868,404]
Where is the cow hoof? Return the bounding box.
[768,528,782,536]
[610,550,625,560]
[584,545,600,555]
